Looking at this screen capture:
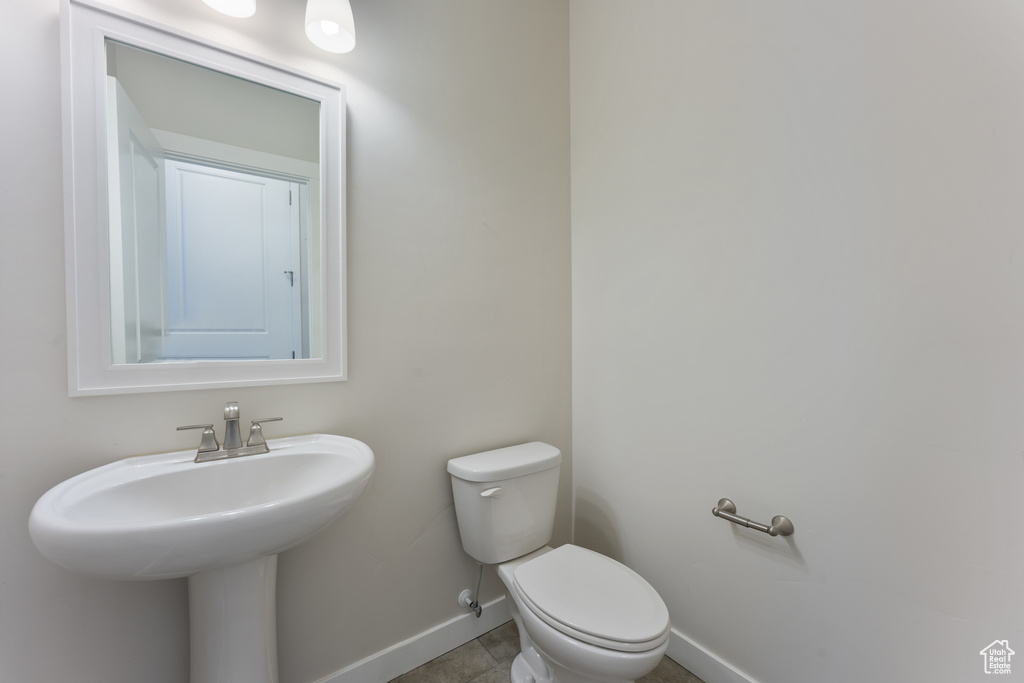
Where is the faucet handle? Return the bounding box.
[246,417,283,448]
[177,424,220,454]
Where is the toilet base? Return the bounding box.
[511,651,551,683]
[532,649,643,683]
[510,648,645,683]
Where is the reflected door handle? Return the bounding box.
[284,270,294,286]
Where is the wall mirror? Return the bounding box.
[62,0,346,395]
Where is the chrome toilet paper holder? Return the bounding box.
[712,498,794,537]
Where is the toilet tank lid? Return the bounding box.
[447,442,561,482]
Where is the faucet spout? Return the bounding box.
[223,402,242,451]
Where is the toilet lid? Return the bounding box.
[513,545,669,646]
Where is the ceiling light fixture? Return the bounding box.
[305,0,356,54]
[201,0,256,18]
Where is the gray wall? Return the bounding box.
[571,1,1024,682]
[0,1,570,682]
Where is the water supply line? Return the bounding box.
[470,563,483,618]
[458,564,484,618]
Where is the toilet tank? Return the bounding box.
[447,442,561,565]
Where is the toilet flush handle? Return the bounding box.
[480,487,503,498]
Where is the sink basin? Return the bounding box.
[30,433,373,683]
[30,433,374,580]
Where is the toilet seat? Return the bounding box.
[512,545,670,653]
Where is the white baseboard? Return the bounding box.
[666,628,759,683]
[316,596,512,683]
[316,599,753,683]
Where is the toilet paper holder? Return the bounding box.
[712,498,794,537]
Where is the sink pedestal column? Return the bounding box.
[188,555,279,683]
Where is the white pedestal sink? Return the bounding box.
[29,433,374,683]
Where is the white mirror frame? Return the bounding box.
[61,0,346,396]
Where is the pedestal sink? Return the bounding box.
[29,433,374,683]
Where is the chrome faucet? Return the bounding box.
[223,402,243,451]
[178,402,282,463]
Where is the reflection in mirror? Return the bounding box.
[105,41,321,363]
[62,0,346,395]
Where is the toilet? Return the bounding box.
[448,442,670,683]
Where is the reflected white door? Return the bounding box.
[107,77,164,364]
[162,160,301,360]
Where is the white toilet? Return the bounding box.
[448,442,670,683]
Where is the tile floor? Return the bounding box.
[388,620,705,683]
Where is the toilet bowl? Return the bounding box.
[499,545,670,683]
[448,443,670,683]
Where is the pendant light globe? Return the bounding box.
[305,0,355,53]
